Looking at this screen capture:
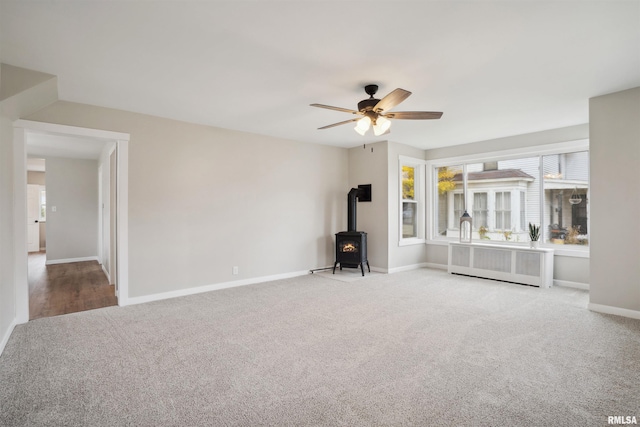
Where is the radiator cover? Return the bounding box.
[448,243,554,288]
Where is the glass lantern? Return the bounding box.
[459,210,472,243]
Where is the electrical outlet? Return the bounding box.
[232,266,239,275]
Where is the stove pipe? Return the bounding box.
[347,188,360,232]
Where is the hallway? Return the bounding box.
[28,252,117,320]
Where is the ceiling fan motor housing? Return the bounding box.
[358,98,379,112]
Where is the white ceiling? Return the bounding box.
[2,1,639,150]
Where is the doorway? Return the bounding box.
[26,154,118,319]
[13,120,130,324]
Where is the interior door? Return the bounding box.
[27,184,40,252]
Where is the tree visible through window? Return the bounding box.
[400,158,427,243]
[402,165,417,238]
[435,165,463,236]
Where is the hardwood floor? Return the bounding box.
[28,252,118,320]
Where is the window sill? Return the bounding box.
[427,238,589,258]
[399,238,426,247]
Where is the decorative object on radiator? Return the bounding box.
[459,210,472,243]
[528,223,541,249]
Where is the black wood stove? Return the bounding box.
[334,187,370,276]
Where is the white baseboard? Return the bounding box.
[0,319,17,357]
[588,303,640,320]
[423,262,448,271]
[554,279,589,290]
[381,263,448,274]
[387,262,429,274]
[125,269,311,306]
[45,256,98,265]
[101,265,111,283]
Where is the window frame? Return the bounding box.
[472,191,488,230]
[494,191,511,230]
[425,139,589,258]
[399,156,426,246]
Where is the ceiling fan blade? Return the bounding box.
[384,111,443,120]
[373,88,411,113]
[310,103,359,115]
[318,118,359,129]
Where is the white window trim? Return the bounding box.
[425,139,589,258]
[399,155,426,246]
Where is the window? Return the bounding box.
[428,143,588,251]
[495,191,511,230]
[400,157,426,244]
[39,187,46,222]
[453,193,464,223]
[472,192,488,229]
[520,191,526,233]
[434,164,463,237]
[402,164,417,238]
[543,151,589,246]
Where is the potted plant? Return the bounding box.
[528,223,540,248]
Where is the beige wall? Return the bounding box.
[27,170,45,185]
[387,141,428,271]
[0,64,55,101]
[27,101,348,298]
[44,157,98,262]
[0,113,15,346]
[589,87,640,312]
[347,141,389,270]
[347,140,435,272]
[0,63,57,350]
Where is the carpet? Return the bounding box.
[313,267,382,282]
[1,268,639,426]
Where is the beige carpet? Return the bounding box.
[1,268,639,426]
[314,267,383,282]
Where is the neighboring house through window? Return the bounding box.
[428,146,589,249]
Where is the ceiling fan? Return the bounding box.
[310,84,442,136]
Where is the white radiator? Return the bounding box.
[448,243,554,288]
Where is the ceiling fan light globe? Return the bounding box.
[354,116,371,135]
[373,116,391,136]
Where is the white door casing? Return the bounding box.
[13,120,130,324]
